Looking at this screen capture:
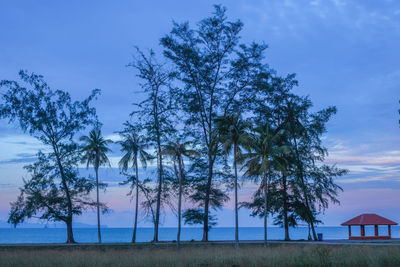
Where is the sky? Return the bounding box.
[0,0,399,228]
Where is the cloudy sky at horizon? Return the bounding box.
[0,0,400,229]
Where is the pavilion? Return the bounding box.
[341,213,397,240]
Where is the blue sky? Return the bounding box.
[0,0,399,228]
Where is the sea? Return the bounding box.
[0,226,399,244]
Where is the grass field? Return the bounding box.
[1,243,400,266]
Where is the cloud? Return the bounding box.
[238,0,400,41]
[0,183,16,188]
[104,133,122,142]
[0,153,37,165]
[310,0,320,7]
[337,174,400,184]
[5,141,29,145]
[0,135,43,165]
[325,137,400,184]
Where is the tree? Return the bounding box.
[268,154,298,241]
[118,122,152,243]
[215,114,250,248]
[161,140,199,248]
[282,97,319,240]
[0,70,99,243]
[128,48,175,242]
[182,156,230,234]
[269,88,347,240]
[161,5,268,241]
[241,124,288,246]
[280,97,321,240]
[80,127,112,244]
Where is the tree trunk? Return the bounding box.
[282,174,290,241]
[151,85,164,243]
[53,143,75,244]
[291,132,317,241]
[132,158,139,243]
[234,143,239,248]
[153,138,163,242]
[263,171,268,247]
[202,155,213,242]
[177,157,184,248]
[95,166,102,244]
[300,172,317,240]
[308,210,317,240]
[66,219,75,244]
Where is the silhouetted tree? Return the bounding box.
[279,95,344,240]
[182,150,231,235]
[215,114,251,247]
[118,122,152,243]
[161,5,268,241]
[0,70,100,243]
[128,48,175,242]
[241,124,289,246]
[161,140,199,248]
[80,127,112,243]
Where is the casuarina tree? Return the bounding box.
[161,5,268,241]
[279,95,337,240]
[0,70,100,243]
[128,49,175,242]
[262,81,347,240]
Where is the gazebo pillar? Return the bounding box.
[360,225,365,237]
[388,225,392,238]
[374,225,378,237]
[348,225,351,238]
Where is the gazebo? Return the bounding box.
[341,213,397,240]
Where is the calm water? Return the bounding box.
[1,226,399,243]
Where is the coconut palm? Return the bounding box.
[80,128,112,244]
[160,140,199,248]
[118,125,151,243]
[241,123,288,247]
[215,114,251,248]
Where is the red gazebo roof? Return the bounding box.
[341,213,398,226]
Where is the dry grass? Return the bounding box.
[1,244,400,267]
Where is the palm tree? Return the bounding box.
[80,128,112,244]
[215,114,250,248]
[241,124,288,247]
[160,140,199,248]
[118,125,151,243]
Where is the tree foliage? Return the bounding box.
[128,49,176,242]
[0,70,100,243]
[0,6,348,243]
[161,5,269,241]
[80,127,112,243]
[118,121,152,243]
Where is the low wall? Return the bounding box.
[349,236,391,240]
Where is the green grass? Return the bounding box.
[1,243,400,266]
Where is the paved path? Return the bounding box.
[1,239,400,248]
